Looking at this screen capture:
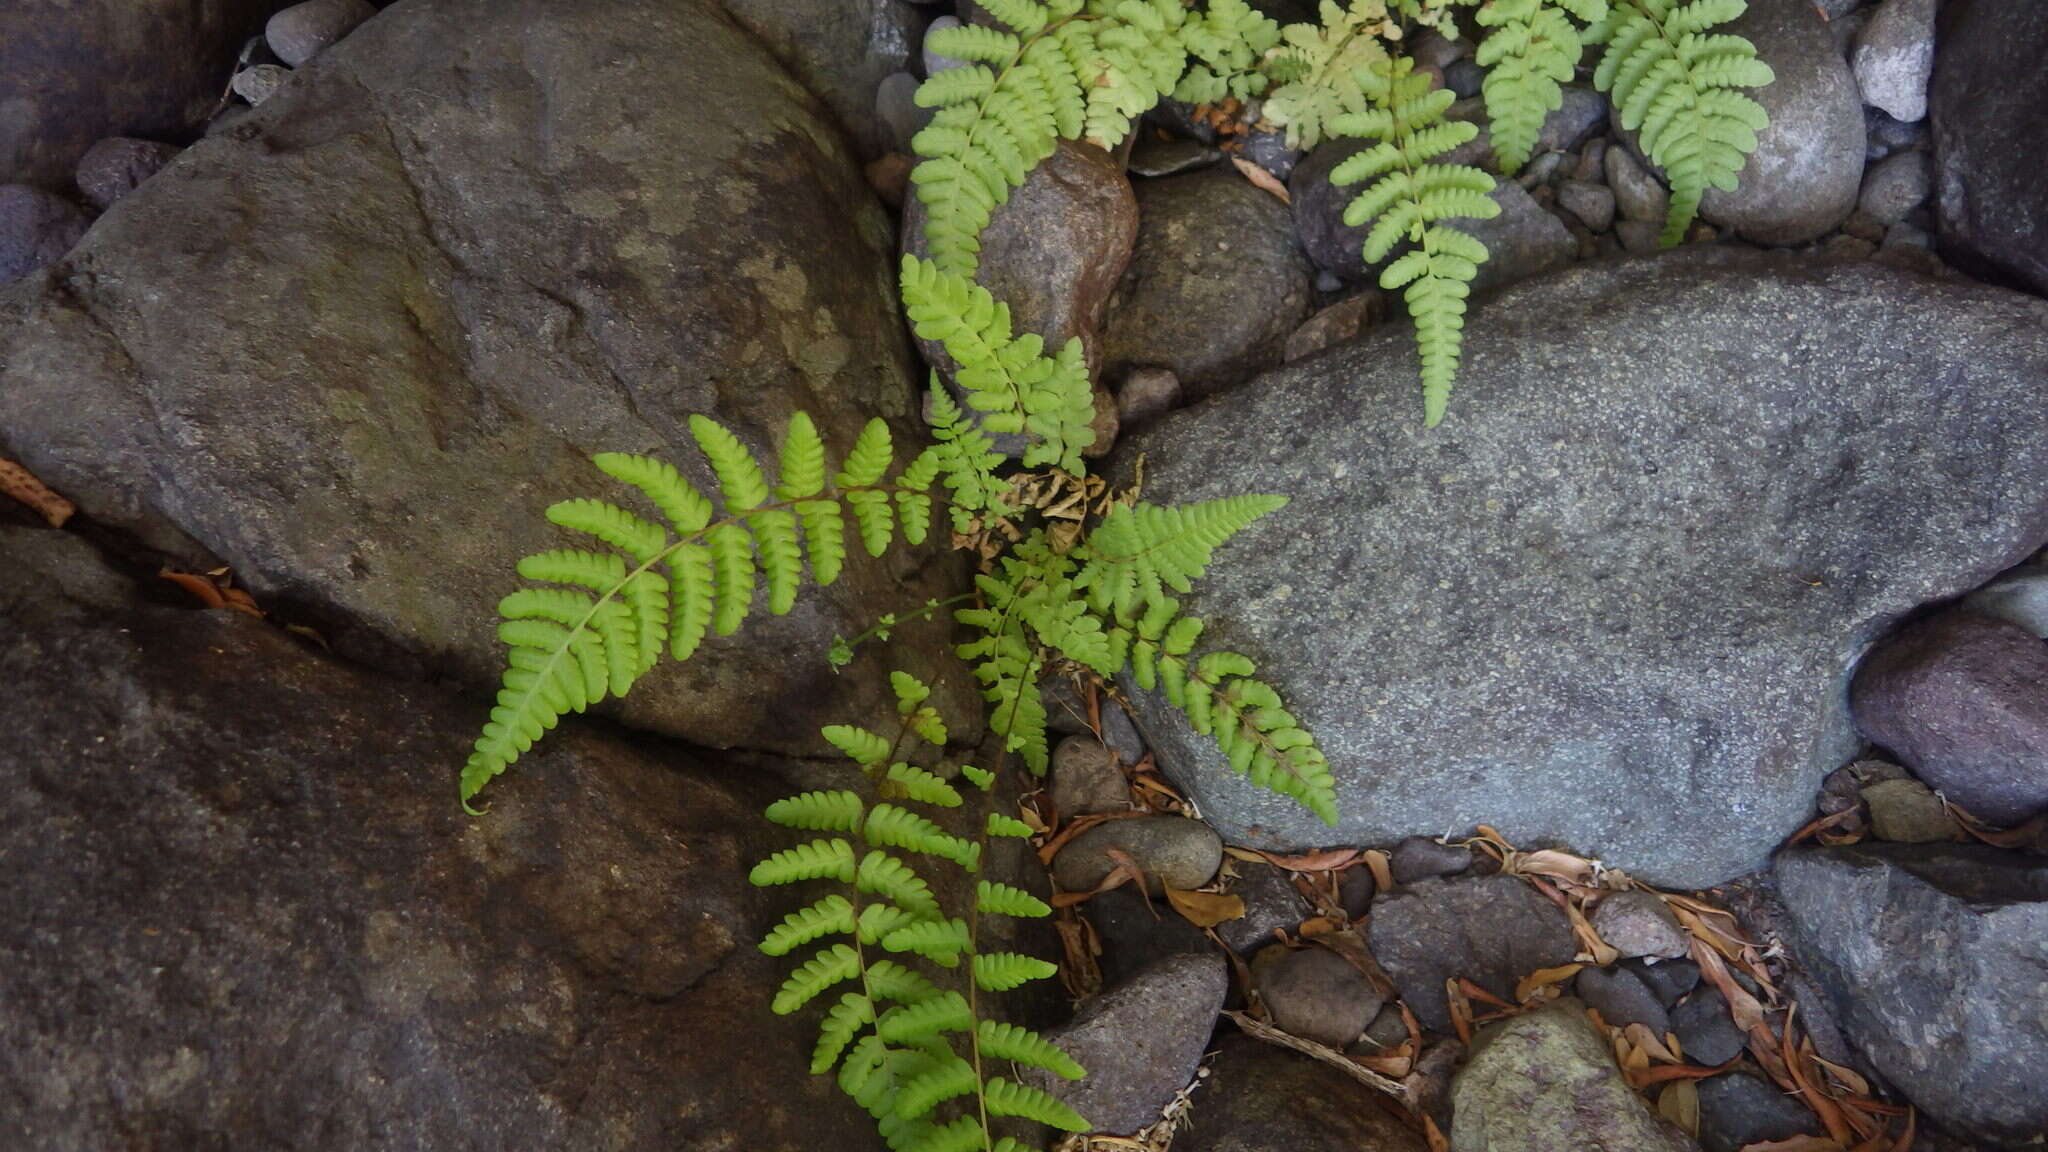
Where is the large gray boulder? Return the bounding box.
[0,0,285,188]
[0,0,972,758]
[1115,249,2048,887]
[1931,0,2048,296]
[718,0,927,160]
[1176,1035,1428,1152]
[1775,844,2048,1147]
[0,524,882,1150]
[1451,1000,1698,1152]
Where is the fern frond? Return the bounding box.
[896,1054,980,1119]
[881,916,974,967]
[824,724,894,768]
[761,893,858,956]
[812,992,875,1074]
[1257,0,1394,149]
[866,804,979,870]
[984,1077,1090,1131]
[1586,0,1772,244]
[987,813,1035,838]
[592,452,712,534]
[978,1021,1084,1079]
[865,959,945,1005]
[750,838,858,886]
[977,880,1051,919]
[973,952,1059,992]
[1476,0,1605,173]
[886,763,964,808]
[1327,57,1497,427]
[877,991,975,1043]
[1074,496,1289,618]
[858,850,943,920]
[858,902,918,945]
[772,942,861,1014]
[764,790,866,833]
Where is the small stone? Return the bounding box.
[1963,566,2048,640]
[1623,957,1701,1008]
[1254,946,1382,1048]
[1882,220,1931,250]
[1865,105,1928,158]
[1862,778,1960,843]
[1098,698,1146,766]
[1052,816,1223,896]
[1615,219,1664,253]
[1028,953,1228,1135]
[1672,986,1748,1067]
[1859,149,1932,225]
[1179,1036,1431,1152]
[1843,209,1887,241]
[1606,146,1670,224]
[1573,138,1609,183]
[1823,234,1878,260]
[1409,29,1469,71]
[267,0,378,68]
[1115,366,1181,431]
[1128,135,1222,179]
[1284,292,1384,362]
[1052,736,1128,818]
[875,72,930,153]
[1390,837,1472,885]
[1558,180,1616,233]
[1369,876,1578,1033]
[1590,890,1689,960]
[1851,611,2048,825]
[1238,128,1302,182]
[1216,864,1310,954]
[1517,151,1566,189]
[1852,0,1936,122]
[232,65,290,106]
[864,152,913,208]
[74,138,180,212]
[1452,1000,1697,1152]
[1359,1004,1411,1051]
[1314,269,1345,293]
[1444,59,1485,100]
[1084,381,1119,459]
[1339,866,1376,920]
[1574,965,1671,1034]
[922,15,967,75]
[0,186,89,286]
[1697,1073,1825,1152]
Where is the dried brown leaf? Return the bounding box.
[0,456,74,527]
[1514,963,1585,1003]
[1165,886,1245,928]
[1230,156,1291,203]
[1223,1010,1406,1098]
[1658,1079,1700,1136]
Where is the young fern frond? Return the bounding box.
[1586,0,1773,245]
[1476,0,1609,173]
[461,413,940,806]
[1074,495,1290,619]
[1259,0,1395,149]
[755,692,1087,1149]
[1174,0,1283,105]
[1329,57,1499,427]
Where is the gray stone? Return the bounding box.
[1101,167,1312,399]
[1823,234,1878,261]
[1852,0,1935,122]
[1859,148,1933,225]
[1964,566,2048,639]
[1360,1004,1411,1051]
[266,0,376,67]
[1128,135,1224,179]
[722,0,925,159]
[0,0,277,188]
[1671,986,1748,1067]
[1574,965,1670,1034]
[0,185,88,286]
[1216,863,1310,954]
[0,526,876,1150]
[1051,816,1224,896]
[1515,150,1566,190]
[1865,106,1929,158]
[1695,0,1866,245]
[1112,249,2048,886]
[1775,843,2048,1145]
[1559,179,1615,233]
[1451,1000,1698,1152]
[1696,1073,1824,1152]
[1606,145,1670,225]
[1612,218,1663,253]
[1851,611,2048,826]
[1444,59,1485,101]
[1389,837,1473,885]
[1030,953,1229,1135]
[1115,366,1182,431]
[922,15,966,74]
[1253,945,1381,1048]
[1574,138,1608,182]
[1883,220,1932,250]
[1238,125,1303,182]
[905,138,1137,384]
[1624,957,1700,1008]
[875,71,931,154]
[1931,1,2048,295]
[1457,180,1576,292]
[1179,1035,1430,1152]
[73,137,180,212]
[1590,890,1689,960]
[1368,877,1577,1033]
[1861,777,1960,842]
[0,0,975,760]
[1052,735,1129,818]
[231,63,289,105]
[1285,291,1385,362]
[1340,866,1376,920]
[1098,696,1147,766]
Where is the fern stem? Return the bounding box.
[835,592,982,668]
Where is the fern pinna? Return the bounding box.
[753,674,1088,1151]
[1475,0,1610,173]
[460,413,940,806]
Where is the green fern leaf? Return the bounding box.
[776,411,827,500]
[764,789,865,833]
[858,850,942,920]
[961,765,996,791]
[515,548,627,593]
[668,542,715,659]
[592,452,712,535]
[704,522,755,635]
[811,992,875,1074]
[866,959,944,1005]
[545,498,666,564]
[688,414,771,512]
[772,942,860,1014]
[754,507,803,615]
[1476,0,1604,174]
[885,763,963,808]
[866,804,978,870]
[1075,495,1289,618]
[973,952,1058,992]
[823,724,893,767]
[750,838,858,886]
[881,916,973,967]
[976,880,1051,919]
[858,902,918,945]
[876,991,975,1042]
[984,1077,1089,1132]
[986,813,1035,838]
[978,1021,1084,1079]
[896,1053,979,1120]
[760,893,857,956]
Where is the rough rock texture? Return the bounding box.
[722,0,926,160]
[1214,862,1310,954]
[1696,0,1865,245]
[1964,562,2048,639]
[1589,890,1688,960]
[1030,954,1228,1135]
[0,525,880,1150]
[1252,945,1381,1048]
[0,0,974,757]
[1100,167,1312,399]
[1368,877,1577,1033]
[1696,1073,1824,1152]
[1930,0,2048,296]
[1082,887,1211,988]
[1050,816,1223,896]
[267,0,379,66]
[0,0,285,188]
[1850,611,2048,825]
[904,139,1136,377]
[1851,0,1936,122]
[1450,1000,1698,1152]
[1775,844,2048,1146]
[1116,250,2048,886]
[0,185,88,286]
[73,138,182,212]
[1176,1036,1429,1152]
